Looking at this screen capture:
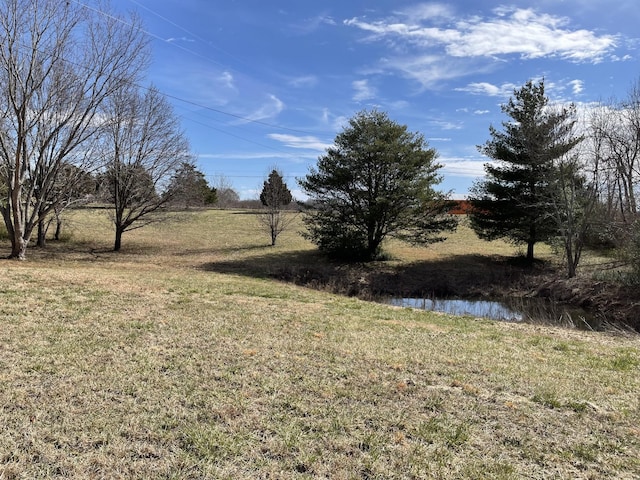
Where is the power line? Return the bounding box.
[74,0,325,136]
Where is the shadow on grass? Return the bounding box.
[201,250,640,331]
[200,250,547,300]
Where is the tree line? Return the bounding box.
[0,0,199,257]
[4,1,640,279]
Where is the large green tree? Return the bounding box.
[299,110,456,261]
[469,80,582,263]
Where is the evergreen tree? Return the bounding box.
[168,162,216,209]
[258,169,294,246]
[260,170,292,209]
[299,109,456,261]
[469,80,582,263]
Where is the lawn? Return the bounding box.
[0,209,638,479]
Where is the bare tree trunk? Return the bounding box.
[54,218,62,241]
[114,227,124,252]
[36,218,47,248]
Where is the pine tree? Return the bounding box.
[299,110,456,260]
[260,170,292,209]
[258,169,294,246]
[469,80,582,263]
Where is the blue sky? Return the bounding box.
[107,0,639,200]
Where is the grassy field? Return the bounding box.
[0,209,638,479]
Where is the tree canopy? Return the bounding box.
[167,162,216,209]
[469,80,582,263]
[299,109,456,261]
[260,170,292,210]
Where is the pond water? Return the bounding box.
[383,297,599,329]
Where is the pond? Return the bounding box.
[383,297,599,330]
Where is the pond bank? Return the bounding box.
[273,254,640,333]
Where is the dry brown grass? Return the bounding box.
[0,209,638,479]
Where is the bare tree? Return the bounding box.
[99,86,192,251]
[0,0,148,259]
[36,162,97,247]
[212,174,240,208]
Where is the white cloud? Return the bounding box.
[166,36,195,43]
[382,54,485,89]
[268,134,333,151]
[352,79,376,101]
[431,120,463,131]
[220,71,235,90]
[288,75,318,88]
[569,79,584,95]
[440,157,487,177]
[456,82,517,97]
[292,15,337,34]
[395,4,455,23]
[345,6,619,88]
[474,110,490,115]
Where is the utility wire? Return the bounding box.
[73,0,327,137]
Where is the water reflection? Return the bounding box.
[384,297,597,329]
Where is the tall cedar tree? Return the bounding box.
[299,110,456,261]
[259,169,294,246]
[469,80,582,263]
[260,170,292,208]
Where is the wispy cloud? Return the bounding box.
[456,82,517,97]
[440,157,487,177]
[431,120,463,131]
[243,95,285,122]
[344,6,619,89]
[166,36,195,43]
[352,79,377,102]
[219,71,235,90]
[288,75,318,88]
[394,4,455,23]
[569,79,584,95]
[268,134,333,151]
[291,14,337,34]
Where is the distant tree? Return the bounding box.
[299,109,457,261]
[544,145,599,278]
[99,86,192,251]
[0,0,148,259]
[260,170,292,209]
[36,164,97,246]
[167,162,216,209]
[212,175,240,208]
[469,80,582,264]
[258,169,295,245]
